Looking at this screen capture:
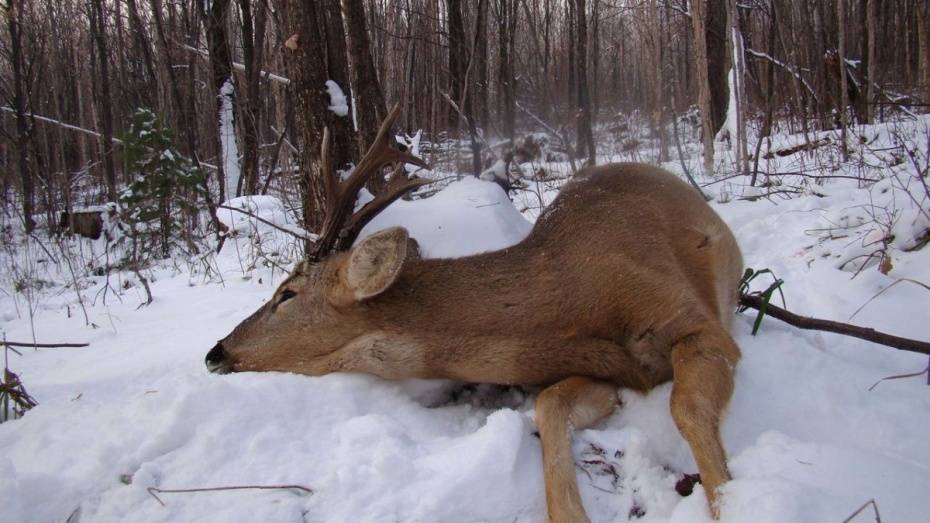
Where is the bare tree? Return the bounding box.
[201,0,237,201]
[321,0,357,171]
[88,0,118,201]
[236,0,268,195]
[691,0,716,177]
[275,0,332,236]
[574,0,595,165]
[3,0,36,230]
[837,0,849,159]
[342,0,388,158]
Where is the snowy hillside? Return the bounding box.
[2,119,930,523]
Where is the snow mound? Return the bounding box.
[361,176,532,258]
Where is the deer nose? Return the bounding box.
[205,343,231,374]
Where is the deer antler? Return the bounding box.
[310,103,431,258]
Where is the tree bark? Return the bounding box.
[724,0,749,176]
[837,0,849,159]
[321,0,357,171]
[203,0,237,201]
[647,0,667,162]
[497,0,517,141]
[918,0,930,105]
[865,0,876,123]
[236,0,268,195]
[446,0,468,129]
[6,0,36,231]
[275,0,332,239]
[706,0,729,134]
[691,0,715,177]
[342,0,388,158]
[89,0,118,202]
[574,0,595,165]
[474,0,489,128]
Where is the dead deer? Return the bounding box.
[206,106,743,521]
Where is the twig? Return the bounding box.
[849,278,930,321]
[737,189,803,201]
[739,294,930,356]
[868,365,929,391]
[841,498,882,523]
[1,341,89,349]
[146,484,313,506]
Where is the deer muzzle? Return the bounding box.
[205,342,232,374]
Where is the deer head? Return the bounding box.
[205,226,413,374]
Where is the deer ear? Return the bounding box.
[342,227,410,301]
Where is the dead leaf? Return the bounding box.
[879,255,893,275]
[284,33,299,50]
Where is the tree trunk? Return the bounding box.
[724,0,749,176]
[574,0,595,165]
[342,0,388,156]
[837,0,849,159]
[6,0,36,231]
[321,0,357,171]
[706,0,729,134]
[237,0,267,195]
[446,0,468,129]
[497,0,516,141]
[866,0,876,123]
[203,0,238,201]
[89,0,118,202]
[647,0,667,162]
[691,0,716,177]
[275,0,332,240]
[475,0,489,128]
[918,0,930,105]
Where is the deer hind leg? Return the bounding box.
[535,376,619,523]
[669,329,740,518]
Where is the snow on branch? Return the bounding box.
[181,45,291,85]
[1,106,123,143]
[0,106,219,171]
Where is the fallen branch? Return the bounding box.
[147,484,313,506]
[739,294,930,356]
[737,189,803,201]
[217,204,319,242]
[761,138,830,159]
[2,341,89,349]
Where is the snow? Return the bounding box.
[361,177,532,258]
[2,119,930,522]
[325,80,350,117]
[218,80,240,200]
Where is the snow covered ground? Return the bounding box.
[2,119,929,523]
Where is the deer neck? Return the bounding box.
[369,242,551,334]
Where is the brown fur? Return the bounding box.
[208,162,744,520]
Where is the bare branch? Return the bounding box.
[147,484,313,507]
[740,295,930,356]
[217,205,318,242]
[2,341,89,349]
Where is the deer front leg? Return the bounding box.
[535,376,619,523]
[669,329,740,519]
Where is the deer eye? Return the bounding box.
[278,289,297,304]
